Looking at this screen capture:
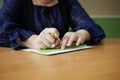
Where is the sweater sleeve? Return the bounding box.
[69,0,105,43]
[0,0,35,49]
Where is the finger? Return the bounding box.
[39,29,56,44]
[55,38,61,46]
[41,36,52,48]
[43,28,59,43]
[56,43,61,48]
[49,28,59,39]
[61,35,69,49]
[45,32,55,43]
[37,41,48,49]
[38,33,52,48]
[55,38,61,48]
[67,34,78,47]
[76,37,84,46]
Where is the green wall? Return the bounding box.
[0,0,3,7]
[93,18,120,38]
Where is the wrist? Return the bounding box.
[22,34,38,48]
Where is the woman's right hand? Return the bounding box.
[22,28,60,49]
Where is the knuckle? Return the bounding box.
[53,28,58,33]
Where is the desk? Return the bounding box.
[0,38,120,80]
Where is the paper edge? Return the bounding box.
[23,46,92,55]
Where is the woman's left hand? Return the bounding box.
[61,29,90,49]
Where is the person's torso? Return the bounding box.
[20,0,70,38]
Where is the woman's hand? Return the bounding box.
[22,28,60,49]
[61,29,91,49]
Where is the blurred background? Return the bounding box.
[0,0,2,7]
[0,0,120,38]
[79,0,120,38]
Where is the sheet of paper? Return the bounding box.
[23,44,92,55]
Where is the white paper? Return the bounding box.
[23,45,92,55]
